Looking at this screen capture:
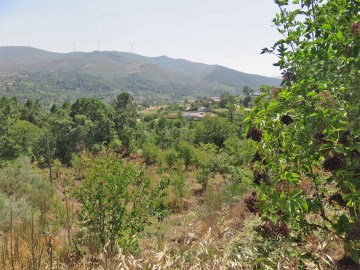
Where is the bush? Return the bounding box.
[142,143,160,165]
[0,156,52,213]
[72,150,168,253]
[165,148,178,169]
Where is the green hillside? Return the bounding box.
[0,46,281,105]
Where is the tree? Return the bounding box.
[48,108,73,163]
[226,102,237,122]
[219,93,235,108]
[194,116,236,148]
[194,143,218,191]
[72,150,167,254]
[7,120,43,158]
[243,85,253,95]
[248,0,360,264]
[259,85,271,93]
[70,98,114,146]
[242,96,252,108]
[165,148,179,169]
[142,143,160,165]
[113,92,133,111]
[21,99,46,127]
[112,93,137,152]
[177,141,195,170]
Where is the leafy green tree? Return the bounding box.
[48,108,73,163]
[113,92,134,112]
[194,116,236,148]
[20,99,46,127]
[155,116,171,149]
[113,93,137,152]
[177,141,195,170]
[72,150,167,253]
[0,97,23,161]
[224,136,256,166]
[70,98,114,146]
[194,143,219,190]
[249,0,360,263]
[226,102,237,122]
[219,93,235,108]
[7,120,44,158]
[259,85,271,93]
[165,148,178,169]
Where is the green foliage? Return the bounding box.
[196,170,211,192]
[108,134,122,153]
[249,0,360,262]
[162,171,188,212]
[176,141,195,170]
[48,107,73,163]
[0,156,51,211]
[242,96,252,107]
[0,192,35,231]
[7,120,44,157]
[225,102,237,122]
[72,150,167,253]
[142,143,161,165]
[224,136,257,166]
[219,92,236,109]
[170,170,187,199]
[21,99,46,126]
[194,143,219,190]
[0,97,46,161]
[70,98,114,145]
[226,165,253,183]
[194,116,236,148]
[113,93,137,152]
[165,148,179,169]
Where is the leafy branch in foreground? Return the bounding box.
[247,0,360,263]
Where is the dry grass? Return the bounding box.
[0,160,347,269]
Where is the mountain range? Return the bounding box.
[0,46,281,105]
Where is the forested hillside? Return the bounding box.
[0,46,280,105]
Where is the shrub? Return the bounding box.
[142,143,160,165]
[72,150,168,253]
[0,156,51,213]
[165,148,178,169]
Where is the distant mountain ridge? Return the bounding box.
[0,46,281,104]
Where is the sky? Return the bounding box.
[0,0,283,77]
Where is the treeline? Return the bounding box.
[0,93,137,164]
[0,92,256,166]
[0,70,241,107]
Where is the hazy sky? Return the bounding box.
[0,0,282,76]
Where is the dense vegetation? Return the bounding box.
[0,92,262,268]
[0,0,359,269]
